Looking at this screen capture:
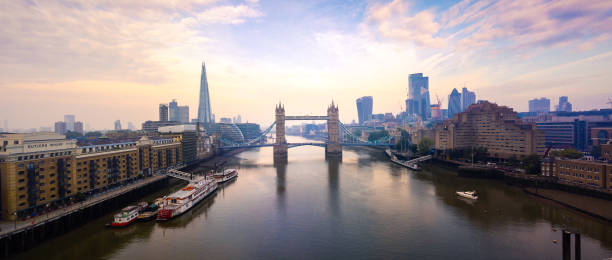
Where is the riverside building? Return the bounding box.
[0,132,183,220]
[433,101,545,159]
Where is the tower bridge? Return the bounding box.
[218,102,393,160]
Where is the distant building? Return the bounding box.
[74,121,84,134]
[64,114,75,132]
[127,122,135,131]
[114,120,122,131]
[448,88,461,119]
[406,73,431,120]
[177,106,189,123]
[536,120,587,150]
[197,62,213,124]
[220,117,232,123]
[461,87,476,111]
[141,120,182,133]
[159,125,198,163]
[233,115,242,124]
[169,99,179,122]
[159,104,169,121]
[356,96,373,125]
[431,104,441,120]
[39,127,52,132]
[556,96,572,112]
[434,101,545,159]
[54,121,66,134]
[236,123,262,142]
[529,97,550,113]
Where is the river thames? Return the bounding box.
[9,137,612,259]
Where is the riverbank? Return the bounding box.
[524,187,612,222]
[429,157,612,223]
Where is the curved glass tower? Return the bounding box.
[197,62,213,124]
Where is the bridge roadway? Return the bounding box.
[220,142,393,149]
[285,116,329,120]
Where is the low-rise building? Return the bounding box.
[553,158,610,191]
[0,132,183,220]
[433,101,545,159]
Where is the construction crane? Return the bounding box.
[607,98,612,108]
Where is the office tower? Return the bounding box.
[64,114,75,131]
[235,115,242,124]
[74,121,84,134]
[169,99,179,122]
[127,122,135,131]
[178,106,189,123]
[114,120,122,131]
[405,73,431,120]
[197,62,213,124]
[461,87,476,111]
[356,96,373,125]
[556,96,572,112]
[212,114,216,123]
[220,118,232,123]
[54,121,66,134]
[529,98,550,113]
[159,104,169,121]
[448,88,461,119]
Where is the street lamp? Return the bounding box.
[13,211,17,230]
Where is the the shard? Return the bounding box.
[197,62,213,124]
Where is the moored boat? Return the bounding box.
[213,169,238,183]
[156,176,218,221]
[390,158,421,171]
[456,191,478,200]
[107,206,140,227]
[138,203,159,221]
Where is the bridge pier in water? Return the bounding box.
[325,101,342,157]
[273,103,288,163]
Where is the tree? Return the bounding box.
[522,154,541,175]
[550,148,583,159]
[64,131,83,139]
[368,130,389,142]
[85,131,103,138]
[507,155,520,167]
[73,192,86,202]
[418,138,433,155]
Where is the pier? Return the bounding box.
[0,175,169,257]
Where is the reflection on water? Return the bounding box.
[9,136,612,260]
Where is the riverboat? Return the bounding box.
[107,206,140,227]
[156,176,218,221]
[213,169,238,183]
[456,191,478,200]
[138,203,159,221]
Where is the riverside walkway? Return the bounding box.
[0,175,167,238]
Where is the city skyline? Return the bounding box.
[2,0,612,129]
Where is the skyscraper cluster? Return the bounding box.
[405,73,431,120]
[54,115,84,135]
[356,96,373,125]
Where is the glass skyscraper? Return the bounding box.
[198,62,213,124]
[461,87,476,111]
[448,88,461,119]
[356,96,373,125]
[405,73,431,120]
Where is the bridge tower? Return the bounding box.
[326,101,342,157]
[274,102,288,160]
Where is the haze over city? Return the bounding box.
[1,0,612,130]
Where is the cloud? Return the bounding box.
[198,4,263,24]
[364,0,445,48]
[0,0,263,84]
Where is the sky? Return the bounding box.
[1,0,612,130]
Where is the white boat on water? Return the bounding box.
[456,191,478,200]
[157,176,218,221]
[213,169,238,183]
[108,206,140,227]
